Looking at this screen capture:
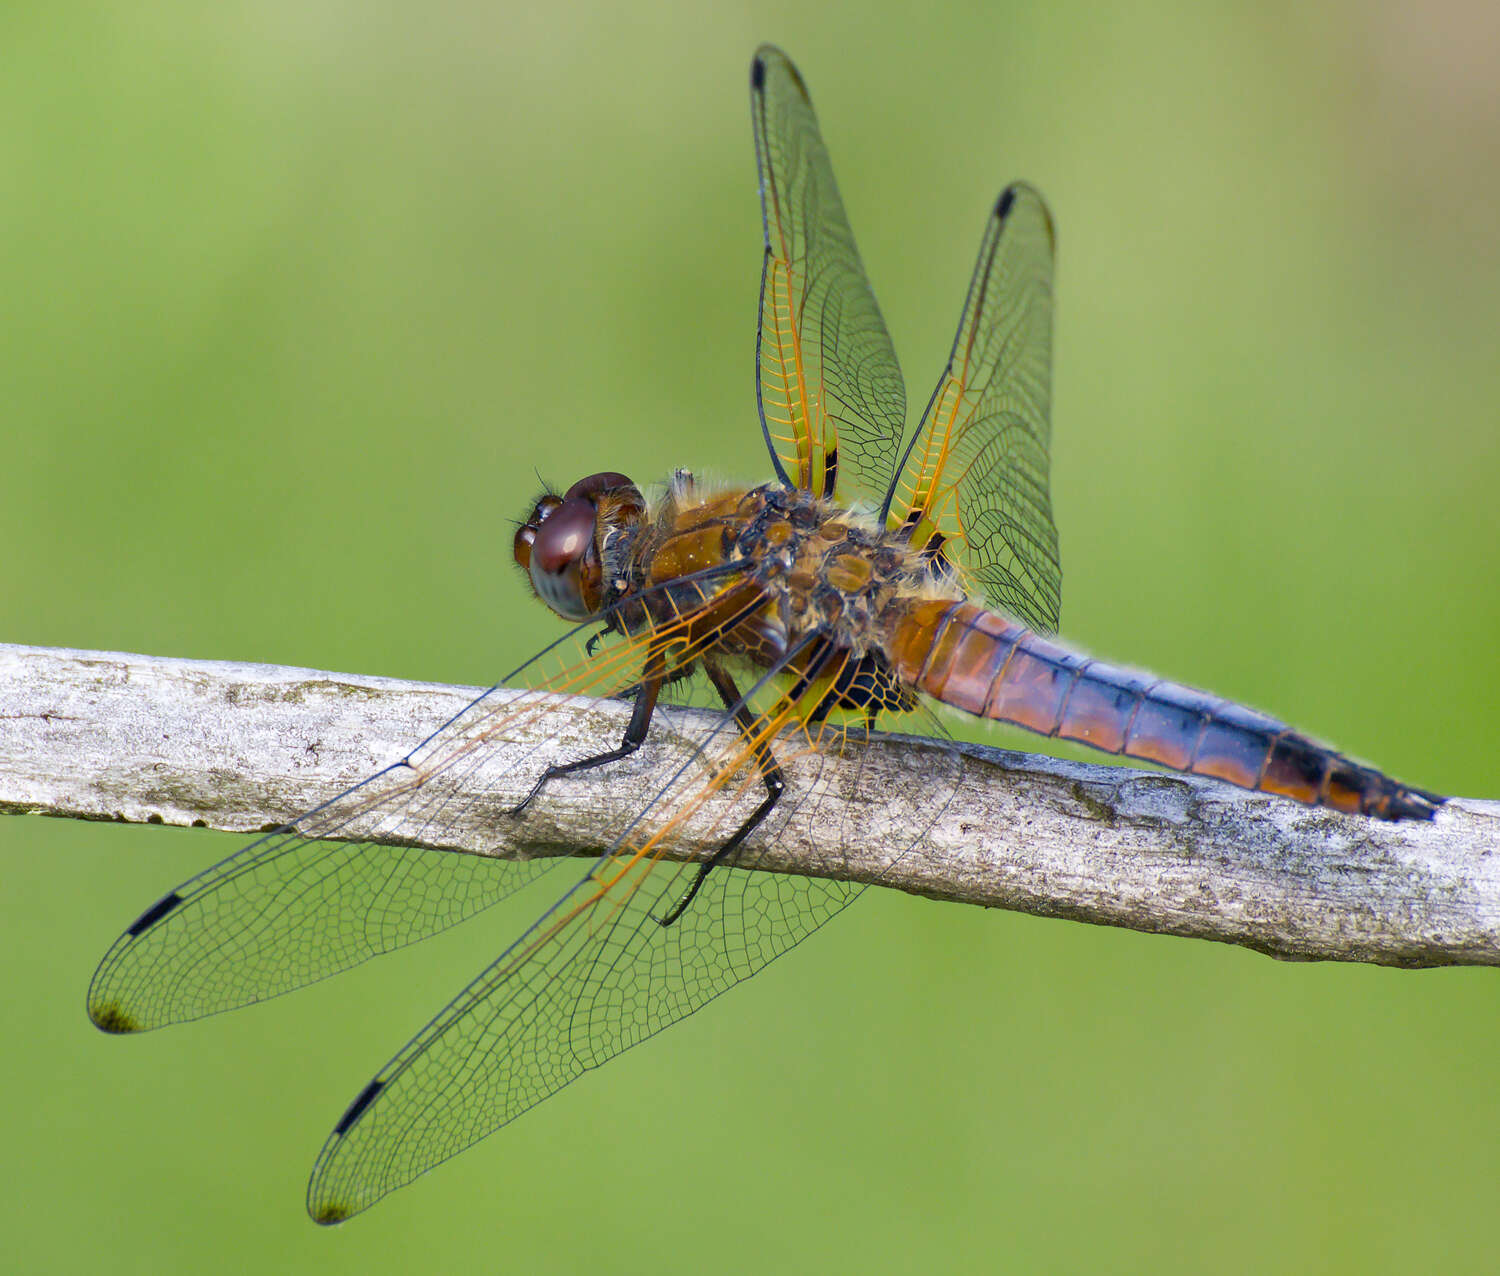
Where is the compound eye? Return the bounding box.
[527,496,599,621]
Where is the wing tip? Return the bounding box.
[751,49,769,90]
[88,1000,141,1034]
[995,182,1057,253]
[306,1079,388,1225]
[750,44,807,101]
[310,1200,352,1227]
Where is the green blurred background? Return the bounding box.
[4,1,1498,1271]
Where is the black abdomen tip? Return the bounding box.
[1389,788,1446,821]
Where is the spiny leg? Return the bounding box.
[655,658,788,927]
[584,617,623,659]
[507,651,667,817]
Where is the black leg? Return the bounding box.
[656,660,786,927]
[584,622,615,658]
[507,659,665,817]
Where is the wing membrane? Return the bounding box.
[752,45,906,504]
[306,648,961,1223]
[86,566,754,1035]
[885,183,1061,633]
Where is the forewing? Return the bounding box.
[885,184,1061,633]
[306,652,962,1223]
[752,45,906,504]
[87,568,753,1035]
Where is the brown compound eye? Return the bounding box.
[524,494,601,621]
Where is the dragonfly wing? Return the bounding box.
[87,568,753,1035]
[88,813,556,1036]
[885,184,1062,634]
[307,658,962,1223]
[752,45,907,505]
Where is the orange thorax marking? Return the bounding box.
[635,484,960,680]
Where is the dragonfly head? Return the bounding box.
[514,471,645,621]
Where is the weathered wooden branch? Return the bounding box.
[2,642,1495,968]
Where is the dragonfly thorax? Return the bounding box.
[631,480,957,709]
[728,485,956,655]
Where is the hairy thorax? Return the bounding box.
[629,476,958,676]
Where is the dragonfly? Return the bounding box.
[88,45,1445,1224]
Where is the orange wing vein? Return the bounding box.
[886,183,1062,634]
[751,44,906,505]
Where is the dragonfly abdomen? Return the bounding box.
[886,599,1442,820]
